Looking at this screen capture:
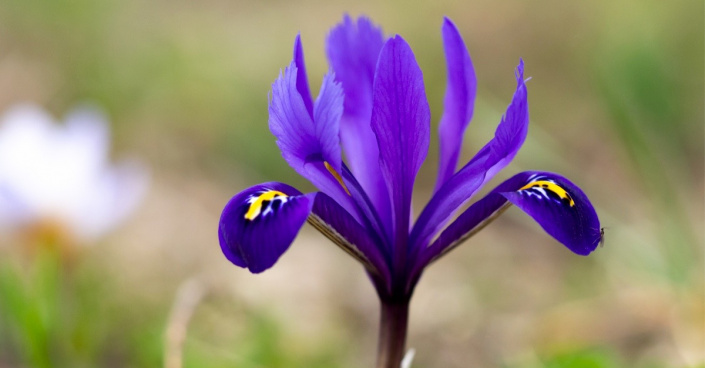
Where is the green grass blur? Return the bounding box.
[0,0,702,367]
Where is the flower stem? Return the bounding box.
[376,298,410,368]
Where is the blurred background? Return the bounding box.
[0,0,702,367]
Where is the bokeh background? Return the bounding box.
[0,0,702,367]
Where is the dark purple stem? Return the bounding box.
[376,298,410,368]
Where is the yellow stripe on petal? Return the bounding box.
[519,180,575,207]
[324,161,351,195]
[244,190,288,220]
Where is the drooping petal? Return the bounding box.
[501,172,601,255]
[219,182,313,273]
[408,171,601,285]
[370,36,430,257]
[435,17,477,192]
[268,47,359,220]
[326,15,392,235]
[219,182,392,280]
[410,59,528,250]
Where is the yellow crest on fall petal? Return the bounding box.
[244,190,289,220]
[519,180,575,207]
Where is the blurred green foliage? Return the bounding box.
[541,349,623,368]
[598,43,700,286]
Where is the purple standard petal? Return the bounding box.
[326,15,392,235]
[371,36,430,270]
[408,171,601,287]
[269,50,359,220]
[410,59,528,251]
[435,17,477,192]
[313,72,344,173]
[327,15,385,118]
[293,34,314,118]
[219,182,313,273]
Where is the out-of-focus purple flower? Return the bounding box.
[218,16,601,299]
[0,103,148,243]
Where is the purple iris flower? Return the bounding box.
[219,15,601,366]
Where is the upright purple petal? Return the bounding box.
[326,15,392,234]
[313,72,344,173]
[410,60,528,250]
[435,17,477,192]
[371,36,431,269]
[219,182,312,273]
[269,54,358,220]
[293,34,314,119]
[327,15,385,124]
[408,171,601,286]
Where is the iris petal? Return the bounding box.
[501,172,601,255]
[327,15,385,120]
[269,39,359,220]
[313,73,345,174]
[293,34,314,119]
[219,182,312,273]
[219,182,392,279]
[326,15,392,236]
[410,60,528,251]
[435,17,477,192]
[370,36,430,264]
[408,171,601,285]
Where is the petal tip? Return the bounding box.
[441,16,458,31]
[385,35,412,53]
[499,172,601,257]
[293,33,303,58]
[574,240,600,256]
[515,59,525,82]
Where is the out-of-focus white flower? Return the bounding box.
[0,103,148,243]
